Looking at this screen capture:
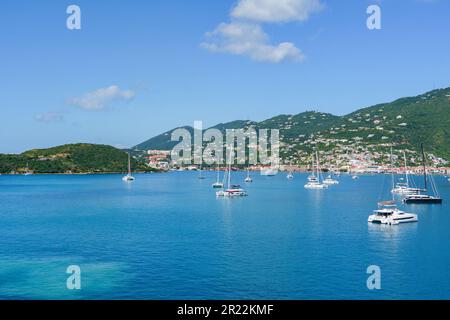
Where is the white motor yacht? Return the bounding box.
[368,201,418,225]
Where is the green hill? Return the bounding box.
[0,143,155,174]
[132,87,450,165]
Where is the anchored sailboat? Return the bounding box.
[391,151,421,195]
[304,151,328,189]
[212,164,224,188]
[403,144,442,204]
[244,165,253,183]
[286,162,294,180]
[23,162,33,176]
[216,147,248,197]
[198,162,206,180]
[122,153,135,182]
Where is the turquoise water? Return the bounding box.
[0,172,449,299]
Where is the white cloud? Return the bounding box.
[69,85,135,110]
[202,22,303,63]
[202,0,323,63]
[231,0,324,23]
[34,112,65,123]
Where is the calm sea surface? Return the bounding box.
[0,172,449,299]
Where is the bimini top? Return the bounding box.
[378,200,396,207]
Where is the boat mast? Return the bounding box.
[216,163,220,183]
[128,153,131,175]
[390,147,395,202]
[421,143,427,191]
[227,146,232,189]
[403,150,409,188]
[316,150,321,183]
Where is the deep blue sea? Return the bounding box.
[0,172,449,299]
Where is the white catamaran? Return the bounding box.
[216,148,248,197]
[212,164,224,188]
[244,166,253,183]
[305,151,328,189]
[122,153,135,182]
[391,151,421,195]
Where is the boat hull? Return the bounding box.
[403,198,442,204]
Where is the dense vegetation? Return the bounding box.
[133,87,450,162]
[0,143,155,174]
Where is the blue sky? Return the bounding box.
[0,0,449,153]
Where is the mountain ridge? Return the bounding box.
[133,87,450,164]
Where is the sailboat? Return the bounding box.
[391,151,421,195]
[286,162,294,180]
[323,169,339,185]
[212,164,224,188]
[304,151,328,189]
[244,165,253,183]
[198,162,206,180]
[216,148,248,197]
[122,153,135,182]
[403,144,442,204]
[368,149,418,225]
[23,162,33,176]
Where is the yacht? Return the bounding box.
[23,162,33,176]
[368,201,418,225]
[198,165,206,179]
[304,151,328,189]
[217,148,248,197]
[323,174,339,185]
[244,166,253,183]
[122,153,135,182]
[403,194,442,204]
[391,151,421,195]
[403,144,442,204]
[286,162,294,180]
[212,165,224,188]
[260,167,277,176]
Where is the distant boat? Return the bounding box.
[323,173,339,185]
[198,162,206,180]
[286,162,294,180]
[23,162,33,176]
[244,166,253,183]
[122,153,135,182]
[352,175,359,180]
[304,151,328,189]
[217,148,248,197]
[391,150,421,195]
[403,144,442,204]
[260,167,277,176]
[212,164,224,188]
